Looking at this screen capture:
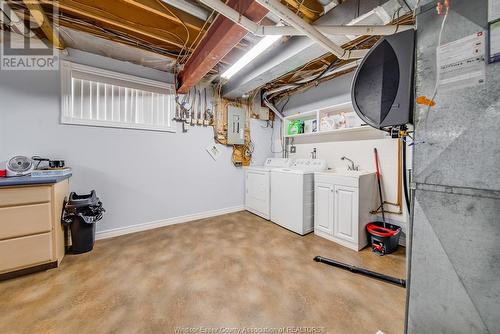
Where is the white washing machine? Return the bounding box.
[271,159,327,235]
[244,158,293,220]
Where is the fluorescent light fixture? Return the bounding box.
[221,34,282,80]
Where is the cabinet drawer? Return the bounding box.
[0,233,52,273]
[0,186,51,207]
[0,203,52,240]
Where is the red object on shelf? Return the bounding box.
[0,169,6,177]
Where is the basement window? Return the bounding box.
[60,61,176,132]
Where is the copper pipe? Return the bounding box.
[370,209,402,215]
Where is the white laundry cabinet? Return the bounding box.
[314,171,376,251]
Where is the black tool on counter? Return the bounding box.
[32,156,65,169]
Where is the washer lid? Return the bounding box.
[290,159,327,172]
[245,157,293,171]
[263,157,293,168]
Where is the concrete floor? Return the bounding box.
[0,211,406,334]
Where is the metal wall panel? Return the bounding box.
[408,0,500,333]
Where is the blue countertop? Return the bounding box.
[0,174,72,187]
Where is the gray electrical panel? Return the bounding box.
[227,105,246,145]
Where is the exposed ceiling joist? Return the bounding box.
[43,0,191,50]
[22,0,65,49]
[57,18,179,57]
[118,0,205,32]
[61,27,176,72]
[177,0,268,94]
[282,0,324,22]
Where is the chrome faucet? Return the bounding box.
[311,148,317,159]
[341,156,358,171]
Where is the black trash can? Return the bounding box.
[62,190,105,254]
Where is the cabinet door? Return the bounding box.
[333,185,358,243]
[314,182,334,235]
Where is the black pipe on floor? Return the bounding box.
[314,256,406,288]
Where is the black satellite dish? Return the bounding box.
[351,29,415,129]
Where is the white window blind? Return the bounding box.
[61,61,176,132]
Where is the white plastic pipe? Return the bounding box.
[196,0,261,32]
[261,92,284,121]
[255,0,351,58]
[197,0,412,59]
[263,24,413,36]
[197,0,412,37]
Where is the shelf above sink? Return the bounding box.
[283,102,386,141]
[284,125,376,138]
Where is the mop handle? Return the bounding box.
[374,148,386,226]
[374,148,381,180]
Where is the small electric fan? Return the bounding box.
[6,156,33,177]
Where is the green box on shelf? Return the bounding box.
[288,120,304,135]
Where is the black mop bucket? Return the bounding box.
[366,222,401,255]
[62,191,105,254]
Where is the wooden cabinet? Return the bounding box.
[314,172,375,251]
[0,179,69,279]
